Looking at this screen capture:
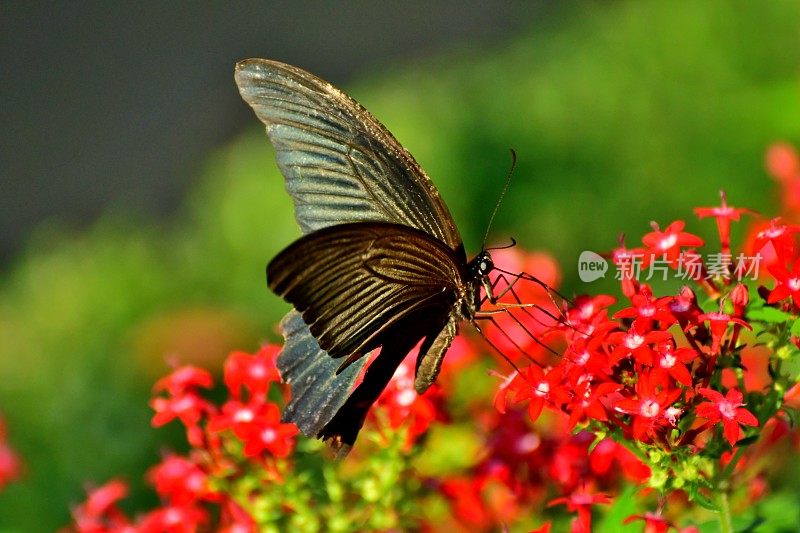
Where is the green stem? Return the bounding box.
[720,446,747,480]
[715,488,733,533]
[613,433,649,464]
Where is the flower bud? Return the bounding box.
[731,283,749,317]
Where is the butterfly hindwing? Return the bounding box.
[277,310,369,438]
[268,222,464,366]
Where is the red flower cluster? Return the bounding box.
[438,408,649,531]
[64,143,800,533]
[486,188,800,529]
[68,345,295,532]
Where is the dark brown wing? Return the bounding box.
[268,222,464,366]
[235,59,462,253]
[277,310,369,440]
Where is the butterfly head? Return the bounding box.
[469,250,495,280]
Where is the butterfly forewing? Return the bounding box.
[234,59,462,252]
[268,222,464,366]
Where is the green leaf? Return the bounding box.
[791,318,800,337]
[596,485,640,533]
[734,434,759,446]
[689,487,718,511]
[747,306,795,324]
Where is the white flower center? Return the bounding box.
[665,407,682,425]
[575,351,590,365]
[640,399,660,418]
[764,227,784,239]
[534,382,550,397]
[261,428,277,443]
[515,433,541,453]
[396,389,417,406]
[789,277,800,292]
[164,508,182,525]
[233,408,254,423]
[660,354,676,368]
[659,234,678,250]
[718,401,736,420]
[625,333,645,349]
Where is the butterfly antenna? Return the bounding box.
[482,149,517,251]
[486,237,517,252]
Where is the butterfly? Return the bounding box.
[235,59,546,456]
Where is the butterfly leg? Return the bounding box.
[484,273,569,330]
[472,311,555,366]
[474,307,560,359]
[470,318,526,374]
[482,271,523,304]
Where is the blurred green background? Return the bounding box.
[2,1,800,530]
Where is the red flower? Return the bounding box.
[507,365,570,422]
[223,346,281,400]
[784,381,800,409]
[151,392,214,447]
[492,370,518,414]
[607,324,672,367]
[235,403,299,458]
[563,335,612,378]
[766,142,800,183]
[208,399,268,439]
[565,379,620,429]
[696,387,759,445]
[567,295,617,332]
[0,418,22,490]
[137,503,209,533]
[613,374,682,441]
[768,260,800,307]
[766,143,800,213]
[694,191,754,253]
[154,366,213,397]
[375,356,443,444]
[653,342,696,387]
[151,365,216,446]
[730,283,749,317]
[71,479,132,532]
[613,285,676,330]
[669,286,702,327]
[439,476,492,528]
[642,220,704,265]
[611,236,646,297]
[218,499,258,533]
[624,512,673,533]
[696,311,752,356]
[548,486,611,533]
[546,435,595,491]
[147,455,209,505]
[752,218,800,263]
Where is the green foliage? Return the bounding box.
[216,430,426,532]
[2,0,800,529]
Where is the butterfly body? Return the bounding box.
[235,59,495,454]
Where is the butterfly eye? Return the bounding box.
[475,253,494,275]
